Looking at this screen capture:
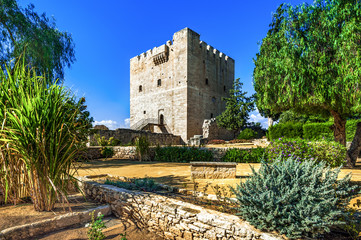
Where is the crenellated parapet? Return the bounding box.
[130,42,173,64]
[199,40,234,64]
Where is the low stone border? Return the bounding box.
[0,205,111,240]
[79,176,284,240]
[190,162,237,179]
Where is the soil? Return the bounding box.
[0,193,101,231]
[37,216,162,240]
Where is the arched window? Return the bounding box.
[205,78,209,85]
[157,79,161,86]
[139,85,142,92]
[159,114,164,125]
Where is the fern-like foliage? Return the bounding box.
[231,157,360,239]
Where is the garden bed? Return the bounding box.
[79,174,361,240]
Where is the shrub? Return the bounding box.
[154,147,213,163]
[105,178,162,192]
[268,122,303,140]
[135,136,150,161]
[266,138,346,167]
[100,147,114,158]
[87,210,106,240]
[237,128,256,140]
[231,157,359,239]
[222,148,265,163]
[229,139,251,144]
[303,122,333,141]
[208,139,226,145]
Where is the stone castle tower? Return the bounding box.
[130,28,235,142]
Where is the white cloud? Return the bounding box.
[249,109,269,129]
[93,118,130,130]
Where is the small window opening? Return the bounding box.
[159,114,164,125]
[143,111,146,114]
[157,79,161,87]
[139,85,142,92]
[224,85,226,92]
[205,78,209,85]
[211,113,214,118]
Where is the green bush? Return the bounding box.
[222,148,265,163]
[100,147,114,158]
[105,178,162,192]
[135,136,150,161]
[154,147,213,163]
[266,138,346,167]
[346,119,361,142]
[303,122,333,141]
[231,157,359,239]
[237,128,257,140]
[268,122,303,140]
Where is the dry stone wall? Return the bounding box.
[80,179,283,240]
[202,119,236,141]
[89,128,183,146]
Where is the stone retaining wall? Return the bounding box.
[79,178,283,240]
[89,128,183,146]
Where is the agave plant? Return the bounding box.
[0,59,92,211]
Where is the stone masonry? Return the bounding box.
[130,28,235,142]
[80,177,283,240]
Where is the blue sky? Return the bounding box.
[18,0,312,129]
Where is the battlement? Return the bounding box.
[199,40,234,63]
[130,28,234,64]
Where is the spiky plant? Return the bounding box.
[231,157,360,239]
[0,59,92,210]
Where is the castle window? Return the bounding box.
[224,85,226,92]
[139,85,142,92]
[211,113,214,118]
[144,111,146,114]
[157,79,161,87]
[205,78,209,85]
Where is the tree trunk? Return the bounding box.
[346,122,361,168]
[330,110,346,146]
[268,117,274,128]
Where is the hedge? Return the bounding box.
[269,119,361,141]
[268,122,303,140]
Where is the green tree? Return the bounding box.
[217,78,255,137]
[0,0,75,80]
[253,1,361,167]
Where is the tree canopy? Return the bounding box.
[216,78,255,135]
[253,0,361,166]
[0,0,75,80]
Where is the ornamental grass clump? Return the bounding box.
[231,157,359,239]
[0,59,92,210]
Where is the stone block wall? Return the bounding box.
[80,179,283,240]
[89,128,183,146]
[202,118,236,141]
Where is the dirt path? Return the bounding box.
[37,216,162,240]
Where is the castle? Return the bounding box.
[130,28,235,142]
